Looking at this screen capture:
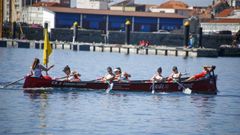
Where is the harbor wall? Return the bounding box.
[3,28,233,49]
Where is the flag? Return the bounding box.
[43,28,52,65]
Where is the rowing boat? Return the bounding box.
[23,75,217,94]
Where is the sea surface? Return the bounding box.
[0,48,240,135]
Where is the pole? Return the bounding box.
[183,21,190,48]
[198,27,203,48]
[0,0,3,38]
[73,22,78,43]
[125,20,131,45]
[44,23,48,75]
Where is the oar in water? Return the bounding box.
[106,81,114,93]
[1,77,25,88]
[151,81,155,94]
[175,81,192,94]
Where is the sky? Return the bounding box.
[113,0,213,7]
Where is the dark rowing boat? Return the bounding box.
[23,75,218,94]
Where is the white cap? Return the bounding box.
[113,68,120,72]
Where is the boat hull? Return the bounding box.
[23,76,217,94]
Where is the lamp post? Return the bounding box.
[125,20,131,45]
[183,21,190,48]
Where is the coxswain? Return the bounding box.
[30,58,54,79]
[185,65,215,82]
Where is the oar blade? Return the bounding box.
[106,83,113,93]
[183,88,192,94]
[152,89,155,94]
[151,82,155,94]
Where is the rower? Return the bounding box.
[185,65,215,82]
[167,66,181,82]
[62,65,81,82]
[30,58,54,79]
[113,67,131,82]
[100,67,115,83]
[151,67,164,83]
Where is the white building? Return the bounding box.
[201,19,240,34]
[20,7,55,31]
[227,9,240,18]
[3,0,23,21]
[21,7,43,24]
[71,0,110,9]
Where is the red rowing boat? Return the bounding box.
[23,75,217,94]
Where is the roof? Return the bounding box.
[216,8,234,17]
[202,19,240,23]
[33,2,62,7]
[212,0,228,8]
[111,0,135,7]
[153,0,189,9]
[45,7,186,18]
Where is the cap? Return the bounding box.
[114,68,120,72]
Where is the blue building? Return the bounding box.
[46,7,185,32]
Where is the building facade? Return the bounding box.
[3,0,24,22]
[46,7,184,32]
[201,19,240,33]
[71,0,109,9]
[21,6,44,25]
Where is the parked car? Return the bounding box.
[153,29,170,34]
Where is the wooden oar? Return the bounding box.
[175,81,192,94]
[106,82,114,93]
[55,74,74,80]
[151,81,155,94]
[1,77,25,88]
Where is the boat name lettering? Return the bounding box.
[154,84,166,89]
[63,82,87,86]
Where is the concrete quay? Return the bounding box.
[0,39,220,57]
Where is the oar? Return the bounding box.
[106,81,114,93]
[55,74,74,80]
[175,81,192,94]
[151,81,155,94]
[1,77,25,88]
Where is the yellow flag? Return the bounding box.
[43,28,52,65]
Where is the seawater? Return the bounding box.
[0,48,240,135]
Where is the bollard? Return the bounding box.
[165,50,168,56]
[136,48,139,54]
[127,48,130,54]
[110,46,112,52]
[175,50,178,56]
[73,44,78,51]
[186,51,189,57]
